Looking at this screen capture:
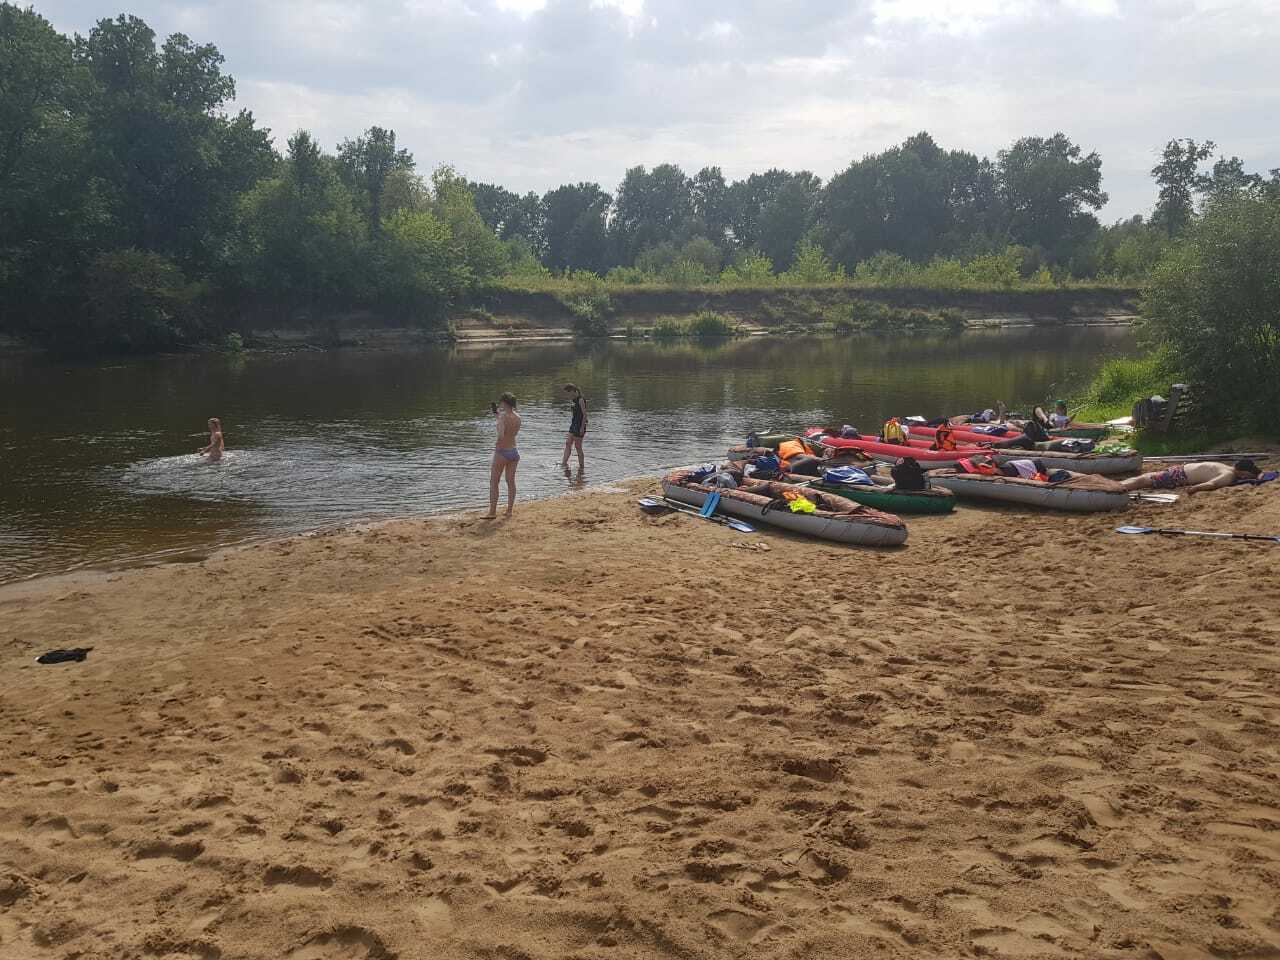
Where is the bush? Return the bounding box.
[559,271,613,336]
[85,249,206,350]
[1142,192,1280,434]
[719,251,776,285]
[686,310,738,338]
[783,241,845,285]
[651,316,688,339]
[223,331,244,353]
[1075,350,1177,422]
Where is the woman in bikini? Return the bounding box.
[485,393,522,518]
[197,417,224,462]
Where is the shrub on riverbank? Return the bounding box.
[1141,191,1280,435]
[646,312,740,340]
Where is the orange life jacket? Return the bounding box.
[777,439,807,464]
[934,424,957,451]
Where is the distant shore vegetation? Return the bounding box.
[2,5,1277,358]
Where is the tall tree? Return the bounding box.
[0,4,99,332]
[336,126,414,232]
[542,182,611,273]
[610,163,695,264]
[996,133,1106,262]
[76,15,274,267]
[1150,138,1215,237]
[690,166,730,247]
[469,181,545,253]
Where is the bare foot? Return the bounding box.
[505,510,514,518]
[481,513,497,520]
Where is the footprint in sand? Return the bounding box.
[285,926,394,959]
[707,909,772,943]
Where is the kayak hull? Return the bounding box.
[785,474,956,515]
[661,472,908,546]
[927,472,1129,512]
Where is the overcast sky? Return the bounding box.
[37,0,1280,219]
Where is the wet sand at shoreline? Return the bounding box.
[1,478,1278,959]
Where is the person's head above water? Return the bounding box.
[498,393,517,410]
[562,383,580,397]
[208,417,222,431]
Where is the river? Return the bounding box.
[0,327,1134,583]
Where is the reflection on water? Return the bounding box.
[0,328,1134,582]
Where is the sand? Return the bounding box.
[1,476,1279,960]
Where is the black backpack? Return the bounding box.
[891,457,926,491]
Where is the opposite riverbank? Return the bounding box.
[2,475,1278,959]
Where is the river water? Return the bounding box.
[0,328,1134,583]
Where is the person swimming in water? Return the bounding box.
[197,417,224,462]
[485,393,521,518]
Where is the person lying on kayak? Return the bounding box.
[1050,400,1072,429]
[1120,460,1260,496]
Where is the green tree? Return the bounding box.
[542,182,611,273]
[782,240,843,284]
[469,181,545,253]
[1150,138,1215,237]
[0,4,102,337]
[379,208,470,322]
[1203,155,1263,206]
[610,163,695,263]
[431,166,507,285]
[1142,191,1280,433]
[76,16,274,267]
[231,129,369,314]
[336,125,414,232]
[996,133,1106,264]
[691,166,730,247]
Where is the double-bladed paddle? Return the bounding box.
[1116,525,1280,543]
[637,497,757,534]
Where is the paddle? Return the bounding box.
[1116,525,1280,544]
[636,497,756,534]
[1128,492,1178,504]
[699,490,722,518]
[1140,453,1270,463]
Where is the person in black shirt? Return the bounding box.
[560,383,588,473]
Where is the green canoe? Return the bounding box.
[785,473,956,515]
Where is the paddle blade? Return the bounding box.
[726,519,756,533]
[1115,526,1155,535]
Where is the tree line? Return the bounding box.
[3,5,1277,352]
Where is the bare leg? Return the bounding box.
[573,436,585,471]
[504,458,518,516]
[561,436,573,470]
[485,454,503,517]
[1120,473,1156,492]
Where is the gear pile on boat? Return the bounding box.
[646,409,1189,547]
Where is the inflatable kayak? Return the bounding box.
[661,470,908,546]
[926,471,1129,512]
[806,434,976,470]
[895,427,1139,476]
[783,472,955,515]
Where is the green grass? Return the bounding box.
[1073,351,1176,422]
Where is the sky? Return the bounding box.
[36,0,1280,220]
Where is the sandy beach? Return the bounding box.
[2,476,1279,960]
